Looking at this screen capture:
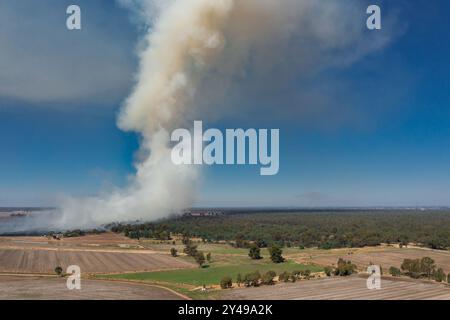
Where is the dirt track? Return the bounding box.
[0,275,186,300]
[223,276,450,300]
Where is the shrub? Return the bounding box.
[220,276,233,289]
[290,272,297,282]
[183,242,198,257]
[256,239,267,248]
[420,257,436,279]
[334,258,357,276]
[401,258,422,278]
[261,271,276,285]
[63,229,85,238]
[54,266,63,277]
[194,251,206,267]
[389,266,402,277]
[248,244,262,260]
[170,248,178,257]
[433,268,446,282]
[302,269,311,279]
[324,266,333,277]
[268,245,285,263]
[236,273,243,287]
[278,271,290,282]
[292,270,302,279]
[244,271,261,287]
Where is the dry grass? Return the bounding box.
[294,247,450,273]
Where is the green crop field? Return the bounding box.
[98,261,322,286]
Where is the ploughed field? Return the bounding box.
[0,248,195,274]
[0,275,186,300]
[222,275,450,300]
[0,233,195,274]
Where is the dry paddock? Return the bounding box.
[305,248,450,273]
[223,276,450,300]
[0,275,185,300]
[0,248,195,274]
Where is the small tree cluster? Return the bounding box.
[261,271,276,285]
[183,241,198,257]
[334,258,357,276]
[391,257,447,282]
[389,266,401,277]
[301,269,311,280]
[278,271,290,282]
[194,251,206,267]
[182,238,208,267]
[255,239,268,248]
[401,257,441,279]
[278,271,301,282]
[234,234,250,248]
[324,266,333,277]
[433,268,446,282]
[220,276,233,289]
[243,271,261,287]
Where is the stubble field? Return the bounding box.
[222,275,450,300]
[293,246,450,273]
[0,275,186,300]
[0,233,196,274]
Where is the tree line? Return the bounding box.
[389,257,449,283]
[110,210,450,250]
[219,258,356,289]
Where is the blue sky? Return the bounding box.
[1,0,449,207]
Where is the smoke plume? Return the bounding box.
[49,0,393,229]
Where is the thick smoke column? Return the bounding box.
[61,0,235,228]
[52,0,392,229]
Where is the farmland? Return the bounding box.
[99,261,321,286]
[1,212,449,300]
[0,233,196,274]
[298,247,450,273]
[222,275,450,300]
[0,248,195,274]
[0,275,186,300]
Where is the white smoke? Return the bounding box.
[52,0,394,229]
